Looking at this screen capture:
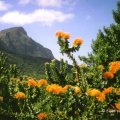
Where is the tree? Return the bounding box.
[80,1,120,67]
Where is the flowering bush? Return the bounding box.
[0,32,120,120]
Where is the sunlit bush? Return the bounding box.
[0,32,120,120]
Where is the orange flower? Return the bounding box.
[73,38,83,46]
[38,79,47,87]
[63,85,81,94]
[96,92,106,102]
[56,31,64,38]
[14,92,26,99]
[115,102,120,110]
[63,32,70,39]
[102,87,114,95]
[73,86,81,94]
[46,85,53,93]
[87,89,101,96]
[46,84,67,94]
[56,31,70,39]
[98,65,104,71]
[27,79,37,87]
[62,85,69,92]
[109,61,120,74]
[37,113,47,120]
[103,72,114,79]
[46,84,63,94]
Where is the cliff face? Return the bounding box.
[0,27,54,59]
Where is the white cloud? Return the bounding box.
[0,1,11,11]
[36,0,78,8]
[36,0,62,7]
[18,0,31,5]
[18,0,78,11]
[0,9,74,26]
[18,0,62,7]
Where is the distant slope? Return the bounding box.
[0,27,54,78]
[0,27,54,59]
[1,50,51,78]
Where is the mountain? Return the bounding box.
[0,27,54,78]
[0,27,54,59]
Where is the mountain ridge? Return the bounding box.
[0,27,55,78]
[0,27,54,59]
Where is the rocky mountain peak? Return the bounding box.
[0,27,54,59]
[0,27,27,36]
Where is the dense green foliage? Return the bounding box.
[0,28,120,119]
[0,2,120,120]
[0,50,51,78]
[80,2,120,66]
[45,59,70,85]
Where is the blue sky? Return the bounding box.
[0,0,118,64]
